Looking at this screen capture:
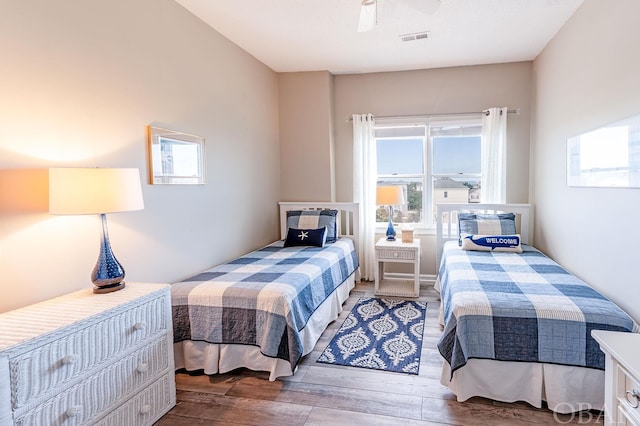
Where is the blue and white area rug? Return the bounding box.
[317,297,427,375]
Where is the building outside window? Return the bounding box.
[375,116,482,228]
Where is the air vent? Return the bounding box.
[400,31,431,42]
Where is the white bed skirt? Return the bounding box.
[173,274,356,381]
[435,278,604,414]
[440,358,604,414]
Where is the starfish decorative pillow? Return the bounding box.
[284,227,327,247]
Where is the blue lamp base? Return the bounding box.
[91,213,126,294]
[385,206,396,241]
[93,281,126,294]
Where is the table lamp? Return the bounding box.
[49,168,144,293]
[376,185,403,241]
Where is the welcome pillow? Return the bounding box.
[458,212,517,245]
[461,234,522,253]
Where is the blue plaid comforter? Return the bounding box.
[437,241,638,375]
[171,238,359,370]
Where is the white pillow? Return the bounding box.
[461,234,522,253]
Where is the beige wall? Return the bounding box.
[531,0,640,321]
[278,72,335,201]
[332,63,533,275]
[0,0,280,312]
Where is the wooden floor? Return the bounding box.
[156,282,603,425]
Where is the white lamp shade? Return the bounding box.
[49,168,144,215]
[376,185,403,206]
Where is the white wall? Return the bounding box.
[0,0,280,312]
[531,0,640,321]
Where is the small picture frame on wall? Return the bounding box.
[147,125,206,185]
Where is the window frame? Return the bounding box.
[374,115,483,230]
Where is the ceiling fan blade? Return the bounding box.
[357,0,376,32]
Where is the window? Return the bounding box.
[375,117,482,227]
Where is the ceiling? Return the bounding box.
[175,0,584,75]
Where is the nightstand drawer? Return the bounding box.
[592,330,640,426]
[617,365,640,424]
[618,405,637,426]
[376,248,416,260]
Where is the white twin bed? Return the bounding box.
[171,202,360,381]
[435,203,638,413]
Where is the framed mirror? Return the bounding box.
[147,125,206,184]
[567,114,640,188]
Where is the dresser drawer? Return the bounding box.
[617,364,640,425]
[94,372,176,426]
[617,405,639,426]
[376,248,416,261]
[14,333,171,426]
[10,294,168,410]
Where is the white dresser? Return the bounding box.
[0,283,176,426]
[592,330,640,426]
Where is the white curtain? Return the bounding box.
[481,107,508,203]
[352,113,377,281]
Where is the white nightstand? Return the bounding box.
[374,238,421,298]
[592,330,640,426]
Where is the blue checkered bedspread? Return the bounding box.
[437,241,638,374]
[171,238,359,370]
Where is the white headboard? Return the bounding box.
[278,202,360,260]
[435,203,534,269]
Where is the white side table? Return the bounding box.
[592,330,640,426]
[374,238,421,298]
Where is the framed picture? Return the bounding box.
[567,113,640,188]
[147,125,206,185]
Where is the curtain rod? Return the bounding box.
[346,108,520,122]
